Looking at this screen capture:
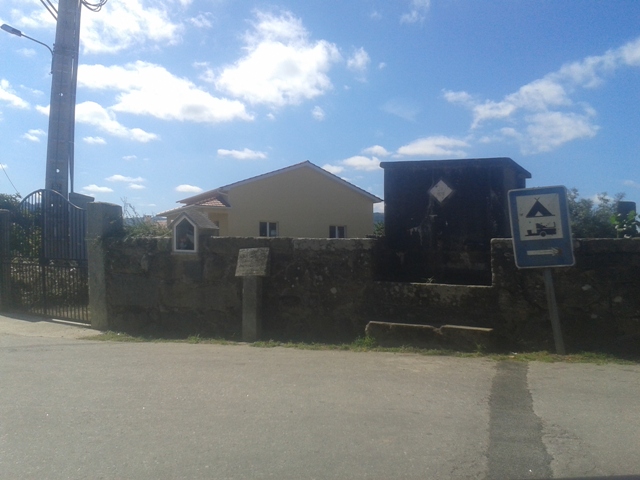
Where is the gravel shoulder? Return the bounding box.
[0,313,101,339]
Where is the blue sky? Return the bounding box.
[1,0,639,215]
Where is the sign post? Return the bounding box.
[508,186,574,354]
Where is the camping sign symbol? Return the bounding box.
[515,194,564,241]
[508,185,574,269]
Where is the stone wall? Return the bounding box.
[99,236,377,341]
[93,228,640,352]
[491,238,640,352]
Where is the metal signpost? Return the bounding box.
[508,186,575,354]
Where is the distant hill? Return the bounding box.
[374,212,384,225]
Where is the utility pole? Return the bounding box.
[45,0,82,198]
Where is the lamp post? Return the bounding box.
[46,0,82,198]
[1,24,54,57]
[1,0,81,198]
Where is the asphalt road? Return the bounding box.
[1,314,639,480]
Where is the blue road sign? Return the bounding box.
[508,186,575,268]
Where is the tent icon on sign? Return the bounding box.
[526,198,554,218]
[525,198,557,237]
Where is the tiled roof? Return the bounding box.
[193,195,230,208]
[156,195,229,217]
[169,209,219,230]
[177,161,383,205]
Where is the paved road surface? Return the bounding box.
[1,314,639,479]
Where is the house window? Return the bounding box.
[330,225,346,238]
[175,218,195,251]
[259,221,278,237]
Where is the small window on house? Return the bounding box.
[259,221,278,237]
[175,218,195,251]
[330,225,346,238]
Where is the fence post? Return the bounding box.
[0,210,11,310]
[87,202,123,330]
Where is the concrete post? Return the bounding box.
[235,248,270,342]
[87,202,123,330]
[0,210,11,310]
[242,276,263,342]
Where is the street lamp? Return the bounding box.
[1,24,54,58]
[1,4,81,199]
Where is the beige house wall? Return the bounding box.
[227,167,375,238]
[204,211,230,236]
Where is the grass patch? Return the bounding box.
[489,350,637,365]
[81,331,233,345]
[81,332,638,364]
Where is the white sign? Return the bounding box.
[515,193,564,241]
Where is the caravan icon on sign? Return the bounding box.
[508,186,574,268]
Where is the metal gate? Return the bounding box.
[5,189,89,323]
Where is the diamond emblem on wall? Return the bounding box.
[429,179,453,203]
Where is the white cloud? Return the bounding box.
[620,37,640,66]
[123,155,138,161]
[175,184,203,193]
[347,47,370,73]
[381,98,420,121]
[322,164,344,175]
[362,145,391,157]
[83,136,106,145]
[0,79,29,109]
[8,3,57,32]
[470,100,518,128]
[217,148,267,160]
[22,129,45,142]
[79,62,253,124]
[342,155,381,171]
[524,111,599,153]
[129,184,146,190]
[18,48,36,58]
[401,0,431,24]
[82,184,114,194]
[188,13,213,29]
[442,89,474,106]
[444,35,640,153]
[374,202,385,213]
[106,175,145,183]
[79,0,183,54]
[75,101,159,142]
[214,11,341,107]
[312,106,325,121]
[397,136,469,157]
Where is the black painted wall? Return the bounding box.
[381,158,531,285]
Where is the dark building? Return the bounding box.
[380,157,531,285]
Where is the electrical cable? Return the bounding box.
[39,0,57,20]
[81,0,108,12]
[0,163,21,197]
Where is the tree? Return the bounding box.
[0,193,21,213]
[121,198,169,238]
[567,188,635,238]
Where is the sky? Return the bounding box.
[1,0,639,216]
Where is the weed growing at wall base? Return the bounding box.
[79,332,638,364]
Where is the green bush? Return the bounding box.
[567,189,628,238]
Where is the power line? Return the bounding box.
[39,0,57,20]
[81,0,108,12]
[0,163,21,197]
